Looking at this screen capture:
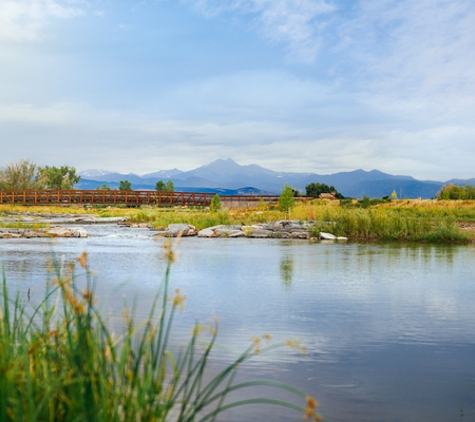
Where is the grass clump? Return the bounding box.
[0,246,325,422]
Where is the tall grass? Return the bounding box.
[0,246,325,422]
[303,205,468,242]
[3,199,474,242]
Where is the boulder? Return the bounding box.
[73,228,88,238]
[250,229,273,238]
[167,224,197,237]
[198,227,216,238]
[319,232,337,241]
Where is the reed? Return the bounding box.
[302,204,469,242]
[0,221,47,230]
[0,247,325,422]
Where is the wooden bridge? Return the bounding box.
[0,190,294,208]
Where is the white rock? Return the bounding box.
[319,232,337,240]
[73,228,88,238]
[198,228,216,238]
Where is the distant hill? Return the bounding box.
[77,158,474,199]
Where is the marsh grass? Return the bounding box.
[0,222,48,230]
[0,247,325,422]
[3,199,474,242]
[303,205,469,242]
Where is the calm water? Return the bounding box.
[1,225,475,422]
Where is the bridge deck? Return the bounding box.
[0,190,287,207]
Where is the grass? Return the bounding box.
[0,245,326,422]
[0,222,48,230]
[2,199,475,242]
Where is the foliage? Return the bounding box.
[96,184,111,190]
[437,183,475,200]
[0,251,324,422]
[0,159,38,190]
[279,184,295,215]
[155,180,175,192]
[166,180,174,192]
[209,194,222,213]
[340,196,392,209]
[119,180,132,191]
[305,182,344,199]
[37,165,81,190]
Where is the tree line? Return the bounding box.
[437,183,475,200]
[0,159,80,190]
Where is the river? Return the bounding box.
[1,224,474,421]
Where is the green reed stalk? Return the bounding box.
[0,248,327,422]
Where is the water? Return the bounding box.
[1,225,474,421]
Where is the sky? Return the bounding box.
[1,0,475,181]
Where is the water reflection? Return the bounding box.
[279,255,293,291]
[1,230,474,421]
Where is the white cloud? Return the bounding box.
[0,0,84,42]
[344,0,475,112]
[186,0,337,63]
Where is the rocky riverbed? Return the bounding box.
[0,213,127,239]
[153,221,347,241]
[0,212,346,241]
[0,227,88,238]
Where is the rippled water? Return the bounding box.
[1,225,474,422]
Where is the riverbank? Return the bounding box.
[1,199,475,242]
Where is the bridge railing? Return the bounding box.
[0,190,309,207]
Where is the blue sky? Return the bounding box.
[1,0,474,181]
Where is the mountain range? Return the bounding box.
[77,158,473,199]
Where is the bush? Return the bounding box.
[209,195,222,213]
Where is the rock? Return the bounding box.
[167,224,197,237]
[154,224,198,237]
[47,227,88,238]
[0,233,21,238]
[290,232,310,239]
[319,232,337,240]
[337,236,348,241]
[73,228,88,238]
[198,227,216,238]
[250,229,273,238]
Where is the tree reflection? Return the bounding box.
[280,255,294,291]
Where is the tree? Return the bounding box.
[279,184,295,218]
[155,180,175,192]
[209,195,221,213]
[305,182,344,199]
[0,159,38,190]
[437,183,475,200]
[166,180,175,192]
[155,180,166,191]
[119,180,132,191]
[96,184,111,190]
[37,166,80,190]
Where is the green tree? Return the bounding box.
[437,183,475,200]
[37,165,80,190]
[155,180,175,192]
[119,180,132,191]
[155,180,166,191]
[305,182,344,199]
[165,180,175,192]
[209,195,221,213]
[96,184,111,190]
[279,184,295,218]
[0,159,38,190]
